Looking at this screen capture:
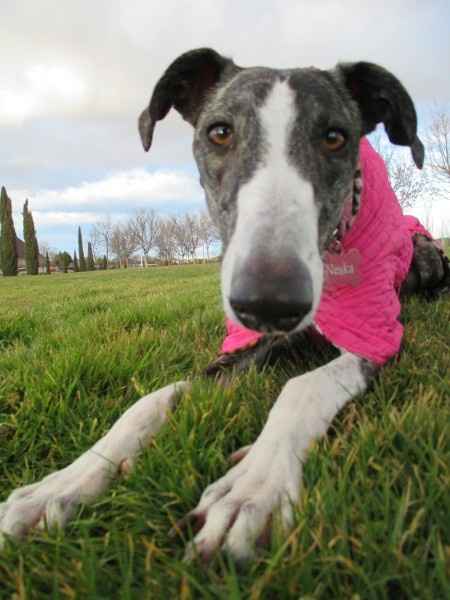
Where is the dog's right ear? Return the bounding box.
[138,48,238,152]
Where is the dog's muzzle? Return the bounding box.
[229,256,313,332]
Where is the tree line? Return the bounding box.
[89,210,220,268]
[45,210,220,273]
[0,186,220,277]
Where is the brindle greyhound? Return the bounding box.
[1,49,448,561]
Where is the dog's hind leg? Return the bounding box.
[0,381,190,548]
[401,234,450,297]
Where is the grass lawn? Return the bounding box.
[0,264,449,599]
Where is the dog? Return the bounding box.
[1,48,448,561]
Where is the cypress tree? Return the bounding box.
[0,186,18,276]
[73,250,79,272]
[45,251,51,274]
[23,199,39,275]
[87,241,95,270]
[78,226,86,271]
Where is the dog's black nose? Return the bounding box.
[229,257,313,332]
[230,297,312,332]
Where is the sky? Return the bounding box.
[1,0,449,253]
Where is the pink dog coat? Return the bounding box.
[220,139,431,365]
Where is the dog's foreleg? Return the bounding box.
[0,381,190,548]
[182,353,376,562]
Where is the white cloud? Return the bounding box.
[0,64,88,125]
[52,169,200,206]
[1,0,449,126]
[10,167,202,222]
[33,211,104,228]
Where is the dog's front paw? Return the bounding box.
[0,381,190,548]
[179,439,303,562]
[0,449,114,547]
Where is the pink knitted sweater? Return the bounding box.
[220,139,430,365]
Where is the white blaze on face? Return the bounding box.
[221,79,323,328]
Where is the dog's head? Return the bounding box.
[139,48,423,334]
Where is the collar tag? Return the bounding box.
[323,248,361,288]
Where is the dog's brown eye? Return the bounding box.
[323,129,347,151]
[208,124,233,146]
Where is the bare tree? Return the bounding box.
[198,212,220,259]
[389,161,430,209]
[92,216,113,263]
[154,218,177,263]
[427,108,450,190]
[183,213,201,259]
[370,130,428,208]
[129,209,159,266]
[170,215,191,260]
[110,223,138,268]
[89,227,101,260]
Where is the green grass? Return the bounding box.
[0,265,449,599]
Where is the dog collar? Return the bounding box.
[323,163,363,288]
[326,163,362,254]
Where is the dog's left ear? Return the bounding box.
[337,62,424,168]
[139,48,239,152]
